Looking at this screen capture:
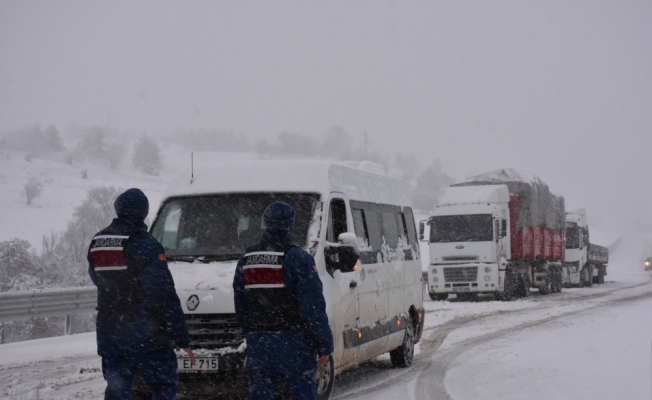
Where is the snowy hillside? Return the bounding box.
[0,145,261,249]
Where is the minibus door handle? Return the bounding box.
[349,281,358,289]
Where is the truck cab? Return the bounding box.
[564,209,608,286]
[423,185,511,300]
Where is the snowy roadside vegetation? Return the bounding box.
[0,123,454,343]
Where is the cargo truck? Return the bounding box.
[421,169,565,301]
[563,209,609,286]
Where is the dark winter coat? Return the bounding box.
[233,230,333,373]
[88,190,190,361]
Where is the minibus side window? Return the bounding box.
[381,210,399,249]
[363,210,383,252]
[327,198,348,243]
[352,209,369,245]
[403,207,419,255]
[397,212,409,243]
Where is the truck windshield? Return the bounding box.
[151,192,320,261]
[429,215,493,243]
[566,227,579,249]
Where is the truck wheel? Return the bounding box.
[390,321,415,368]
[517,275,531,298]
[552,275,561,293]
[539,276,551,295]
[497,271,515,301]
[585,266,593,287]
[429,292,448,301]
[316,354,335,400]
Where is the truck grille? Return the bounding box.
[442,256,479,261]
[444,267,478,282]
[186,313,244,350]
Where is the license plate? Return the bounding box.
[453,287,470,292]
[178,358,219,372]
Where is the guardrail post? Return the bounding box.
[64,315,72,335]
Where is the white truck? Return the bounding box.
[136,159,425,399]
[422,169,566,301]
[564,209,609,286]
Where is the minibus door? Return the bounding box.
[325,195,359,367]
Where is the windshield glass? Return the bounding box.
[566,226,579,249]
[429,214,493,243]
[151,192,320,261]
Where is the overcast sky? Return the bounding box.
[1,1,650,235]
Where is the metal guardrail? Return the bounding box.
[0,287,97,323]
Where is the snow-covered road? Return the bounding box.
[1,234,651,400]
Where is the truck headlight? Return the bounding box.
[484,275,491,282]
[484,267,491,273]
[432,268,438,274]
[433,277,439,283]
[646,262,650,266]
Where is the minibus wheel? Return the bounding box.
[390,321,414,368]
[316,354,334,399]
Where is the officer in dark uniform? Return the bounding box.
[88,188,195,400]
[233,201,334,400]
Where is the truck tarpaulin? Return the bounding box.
[453,168,565,230]
[453,168,566,260]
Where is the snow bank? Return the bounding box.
[0,331,97,367]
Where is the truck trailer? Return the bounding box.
[421,169,566,301]
[564,209,609,286]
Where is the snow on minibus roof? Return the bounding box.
[162,159,412,207]
[439,184,510,206]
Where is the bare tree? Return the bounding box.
[133,136,162,175]
[23,178,43,205]
[411,160,455,214]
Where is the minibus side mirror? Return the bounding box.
[324,233,360,276]
[419,220,429,242]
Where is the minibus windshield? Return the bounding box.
[151,192,320,261]
[429,214,493,243]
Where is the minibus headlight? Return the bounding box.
[432,268,438,274]
[433,277,439,283]
[484,275,491,282]
[484,267,491,273]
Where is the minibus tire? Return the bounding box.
[390,322,415,368]
[316,354,335,400]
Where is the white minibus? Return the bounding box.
[137,159,425,399]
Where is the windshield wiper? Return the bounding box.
[196,254,242,263]
[166,255,196,263]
